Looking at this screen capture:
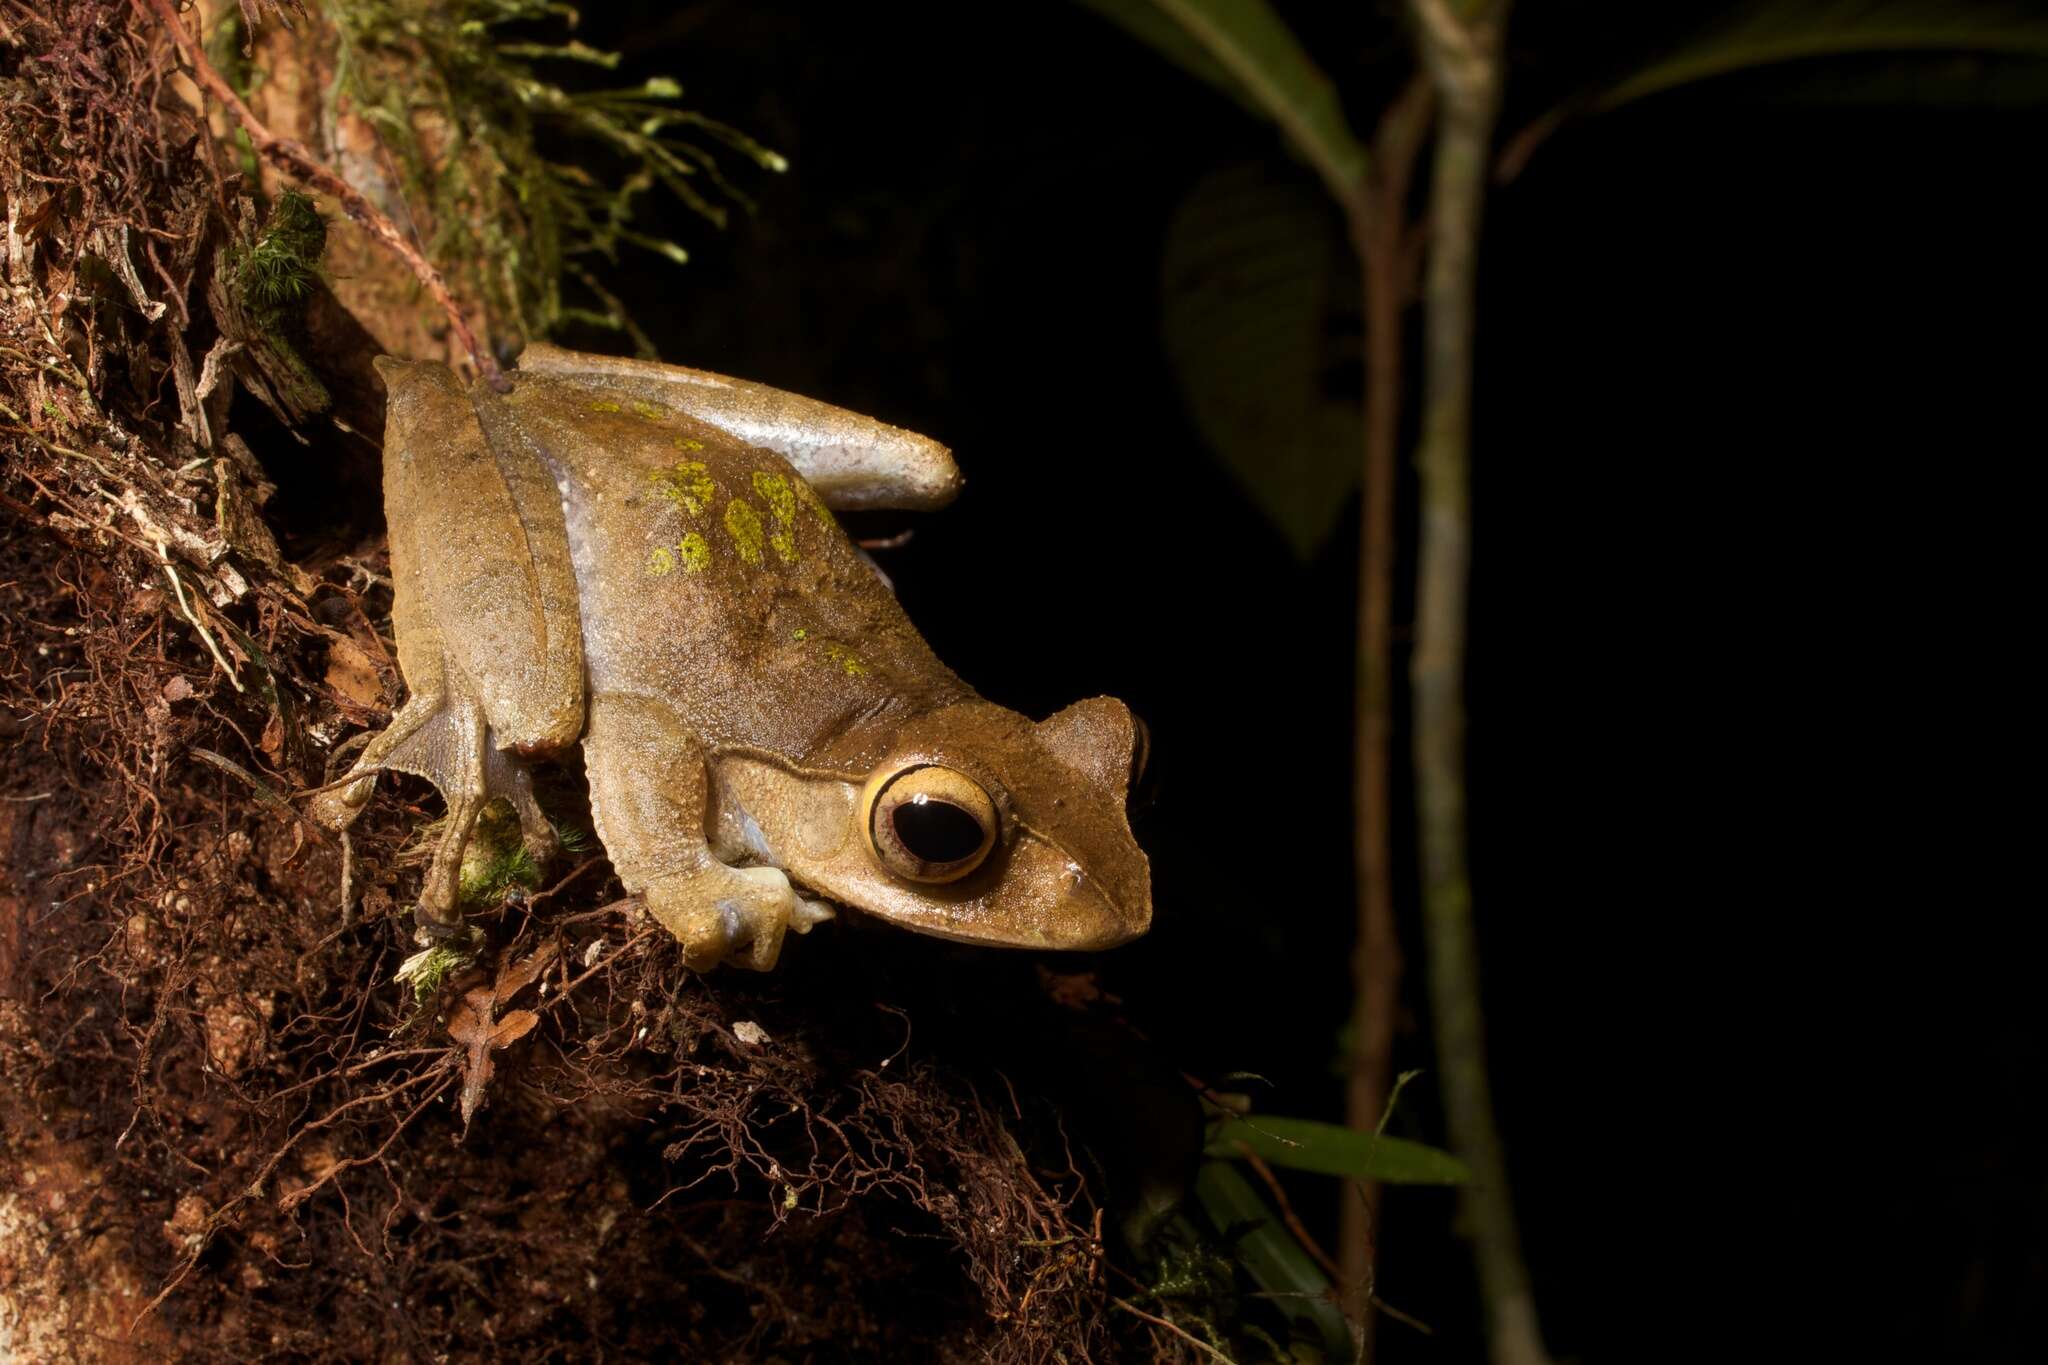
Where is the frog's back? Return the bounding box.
[477,374,970,757]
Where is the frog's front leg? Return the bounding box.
[582,692,795,971]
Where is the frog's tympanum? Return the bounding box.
[314,345,1151,970]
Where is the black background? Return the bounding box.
[542,3,2045,1359]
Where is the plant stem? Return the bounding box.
[1340,73,1433,1358]
[1403,3,1552,1365]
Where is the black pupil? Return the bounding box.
[891,798,985,865]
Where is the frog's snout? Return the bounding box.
[1004,831,1152,953]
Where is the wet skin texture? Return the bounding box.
[314,345,1151,971]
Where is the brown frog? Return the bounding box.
[314,344,1151,970]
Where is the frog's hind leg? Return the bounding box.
[324,680,490,937]
[512,341,962,513]
[385,357,588,761]
[319,359,592,938]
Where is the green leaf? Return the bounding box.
[1161,162,1362,557]
[1207,1115,1472,1185]
[1073,0,1368,201]
[1597,1,2048,111]
[1193,1161,1352,1358]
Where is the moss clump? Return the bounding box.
[329,0,784,350]
[455,799,544,907]
[235,189,326,319]
[218,188,332,418]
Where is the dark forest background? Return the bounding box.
[527,3,2042,1360]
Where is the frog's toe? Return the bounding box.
[790,895,836,935]
[309,773,376,831]
[722,865,797,972]
[644,864,796,972]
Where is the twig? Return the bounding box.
[131,0,507,391]
[1231,1141,1342,1283]
[1109,1297,1238,1365]
[158,549,242,692]
[188,747,327,842]
[1340,74,1434,1352]
[1401,4,1553,1365]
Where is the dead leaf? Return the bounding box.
[492,1010,538,1046]
[324,637,383,709]
[161,675,195,703]
[493,940,558,1000]
[258,713,284,761]
[447,945,558,1130]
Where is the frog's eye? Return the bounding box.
[863,764,998,884]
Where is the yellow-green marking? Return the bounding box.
[651,460,715,515]
[723,498,765,565]
[753,470,800,563]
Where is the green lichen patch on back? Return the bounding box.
[589,400,623,414]
[794,476,837,532]
[822,641,869,677]
[791,626,866,675]
[723,498,765,565]
[630,399,667,420]
[651,460,715,515]
[647,545,675,576]
[753,470,800,563]
[677,531,711,573]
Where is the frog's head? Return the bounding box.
[709,698,1152,952]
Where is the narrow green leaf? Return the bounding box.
[1073,0,1368,201]
[1598,0,2048,111]
[1208,1115,1472,1185]
[1193,1161,1352,1358]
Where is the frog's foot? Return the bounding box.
[641,862,796,973]
[313,684,556,942]
[309,690,447,833]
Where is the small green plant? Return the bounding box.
[328,0,784,347]
[234,189,326,318]
[456,800,544,906]
[394,941,473,1009]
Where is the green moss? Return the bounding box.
[236,191,326,317]
[222,190,332,415]
[328,0,783,350]
[456,800,543,907]
[396,942,474,1010]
